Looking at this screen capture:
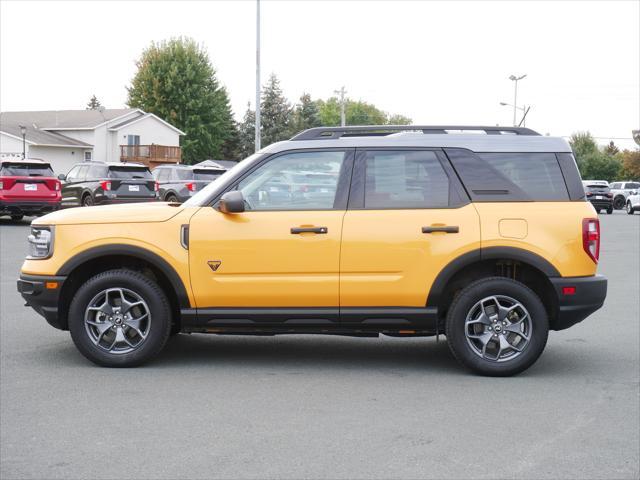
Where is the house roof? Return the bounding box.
[1,109,140,129]
[108,112,185,135]
[0,123,92,148]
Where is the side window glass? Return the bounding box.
[66,166,80,181]
[238,151,346,210]
[76,166,89,181]
[363,150,450,209]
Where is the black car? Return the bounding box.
[153,164,226,203]
[59,162,158,207]
[583,181,613,214]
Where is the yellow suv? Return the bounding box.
[17,126,607,375]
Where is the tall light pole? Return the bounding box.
[509,74,527,127]
[255,0,261,152]
[334,86,346,126]
[19,125,26,159]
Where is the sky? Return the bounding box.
[1,0,638,149]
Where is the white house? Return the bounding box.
[0,108,185,174]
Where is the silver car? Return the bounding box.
[610,181,640,210]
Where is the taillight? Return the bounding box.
[186,182,195,192]
[55,181,60,191]
[0,181,3,190]
[154,181,160,192]
[582,218,600,263]
[605,193,612,198]
[586,192,593,197]
[100,181,111,191]
[0,179,16,190]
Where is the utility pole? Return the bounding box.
[255,0,261,152]
[334,86,346,126]
[508,74,527,127]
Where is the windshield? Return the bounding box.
[108,166,152,179]
[1,163,54,177]
[183,153,262,207]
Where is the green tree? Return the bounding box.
[261,74,293,146]
[86,95,102,110]
[127,37,236,164]
[579,152,621,181]
[237,103,256,159]
[604,141,620,156]
[569,131,599,160]
[316,97,411,126]
[292,93,321,133]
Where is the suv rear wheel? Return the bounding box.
[613,196,626,210]
[82,194,94,207]
[68,269,172,367]
[445,277,549,376]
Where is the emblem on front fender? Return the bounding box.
[207,261,222,272]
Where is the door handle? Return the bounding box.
[422,226,459,234]
[291,227,328,234]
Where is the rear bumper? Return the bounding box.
[587,199,613,209]
[1,200,61,215]
[17,274,67,330]
[550,275,607,330]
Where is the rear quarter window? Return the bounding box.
[445,149,570,201]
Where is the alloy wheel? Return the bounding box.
[464,295,532,362]
[84,288,151,354]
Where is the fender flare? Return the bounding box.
[426,246,560,307]
[57,244,191,309]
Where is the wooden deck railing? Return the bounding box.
[120,145,181,167]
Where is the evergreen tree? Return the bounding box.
[86,95,102,110]
[292,93,321,133]
[261,74,293,146]
[127,37,236,164]
[237,103,256,159]
[604,141,620,156]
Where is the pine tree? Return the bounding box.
[127,37,237,164]
[86,95,102,110]
[604,141,620,156]
[292,93,321,133]
[260,74,292,147]
[237,103,256,159]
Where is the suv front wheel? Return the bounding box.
[445,277,549,376]
[68,269,172,367]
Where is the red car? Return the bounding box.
[0,159,61,220]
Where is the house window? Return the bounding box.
[127,135,140,146]
[84,151,92,161]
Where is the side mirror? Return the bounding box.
[217,190,245,214]
[58,173,66,181]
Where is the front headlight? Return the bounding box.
[27,226,54,259]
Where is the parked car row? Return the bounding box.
[581,179,640,215]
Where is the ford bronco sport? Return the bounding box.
[17,126,607,376]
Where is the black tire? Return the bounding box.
[165,194,179,203]
[11,214,24,221]
[445,277,549,377]
[627,202,635,215]
[82,194,94,207]
[606,206,613,214]
[68,269,172,367]
[613,196,626,210]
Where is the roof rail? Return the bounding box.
[290,125,540,141]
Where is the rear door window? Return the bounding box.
[87,165,108,179]
[108,167,152,179]
[1,163,54,177]
[445,149,569,201]
[362,150,451,209]
[172,168,193,181]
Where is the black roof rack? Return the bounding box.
[290,125,540,141]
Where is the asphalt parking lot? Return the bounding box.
[1,211,639,480]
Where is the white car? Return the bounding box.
[610,181,640,210]
[626,188,640,214]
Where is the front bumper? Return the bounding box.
[17,274,67,330]
[550,275,607,330]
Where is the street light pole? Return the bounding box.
[334,86,346,126]
[255,0,261,152]
[509,74,527,127]
[19,125,26,159]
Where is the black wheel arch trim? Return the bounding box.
[56,244,191,309]
[426,246,560,307]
